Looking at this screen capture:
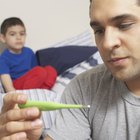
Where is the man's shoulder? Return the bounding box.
[90,64,106,73]
[79,64,108,78]
[73,64,113,87]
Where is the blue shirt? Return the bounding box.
[0,47,37,80]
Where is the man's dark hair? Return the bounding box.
[137,0,140,5]
[90,0,140,5]
[0,17,25,35]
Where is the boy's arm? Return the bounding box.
[0,74,16,92]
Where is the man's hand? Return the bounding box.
[0,93,43,140]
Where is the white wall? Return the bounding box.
[0,0,91,51]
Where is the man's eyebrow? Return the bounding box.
[90,14,136,27]
[90,21,100,28]
[109,14,136,23]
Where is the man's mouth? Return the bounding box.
[108,57,129,66]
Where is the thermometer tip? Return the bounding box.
[82,105,90,108]
[87,105,90,108]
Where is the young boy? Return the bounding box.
[0,17,57,92]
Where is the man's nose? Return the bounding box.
[102,28,121,50]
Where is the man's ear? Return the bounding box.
[0,34,6,43]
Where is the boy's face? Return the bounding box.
[1,25,26,53]
[90,0,140,83]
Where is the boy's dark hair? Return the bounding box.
[0,17,25,35]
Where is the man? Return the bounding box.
[1,0,140,139]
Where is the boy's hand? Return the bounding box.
[0,93,43,140]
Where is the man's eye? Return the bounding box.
[94,28,104,35]
[119,23,134,30]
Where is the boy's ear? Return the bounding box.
[0,34,6,43]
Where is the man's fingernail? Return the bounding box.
[31,119,43,128]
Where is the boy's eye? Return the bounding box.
[10,33,15,36]
[20,32,25,36]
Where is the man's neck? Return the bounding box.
[125,78,140,96]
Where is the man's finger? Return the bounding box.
[0,132,27,140]
[0,119,42,138]
[0,107,41,124]
[2,93,28,113]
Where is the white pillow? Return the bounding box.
[49,30,96,47]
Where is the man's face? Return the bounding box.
[90,0,140,82]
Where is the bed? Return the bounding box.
[0,30,103,138]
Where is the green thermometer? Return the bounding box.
[18,100,90,111]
